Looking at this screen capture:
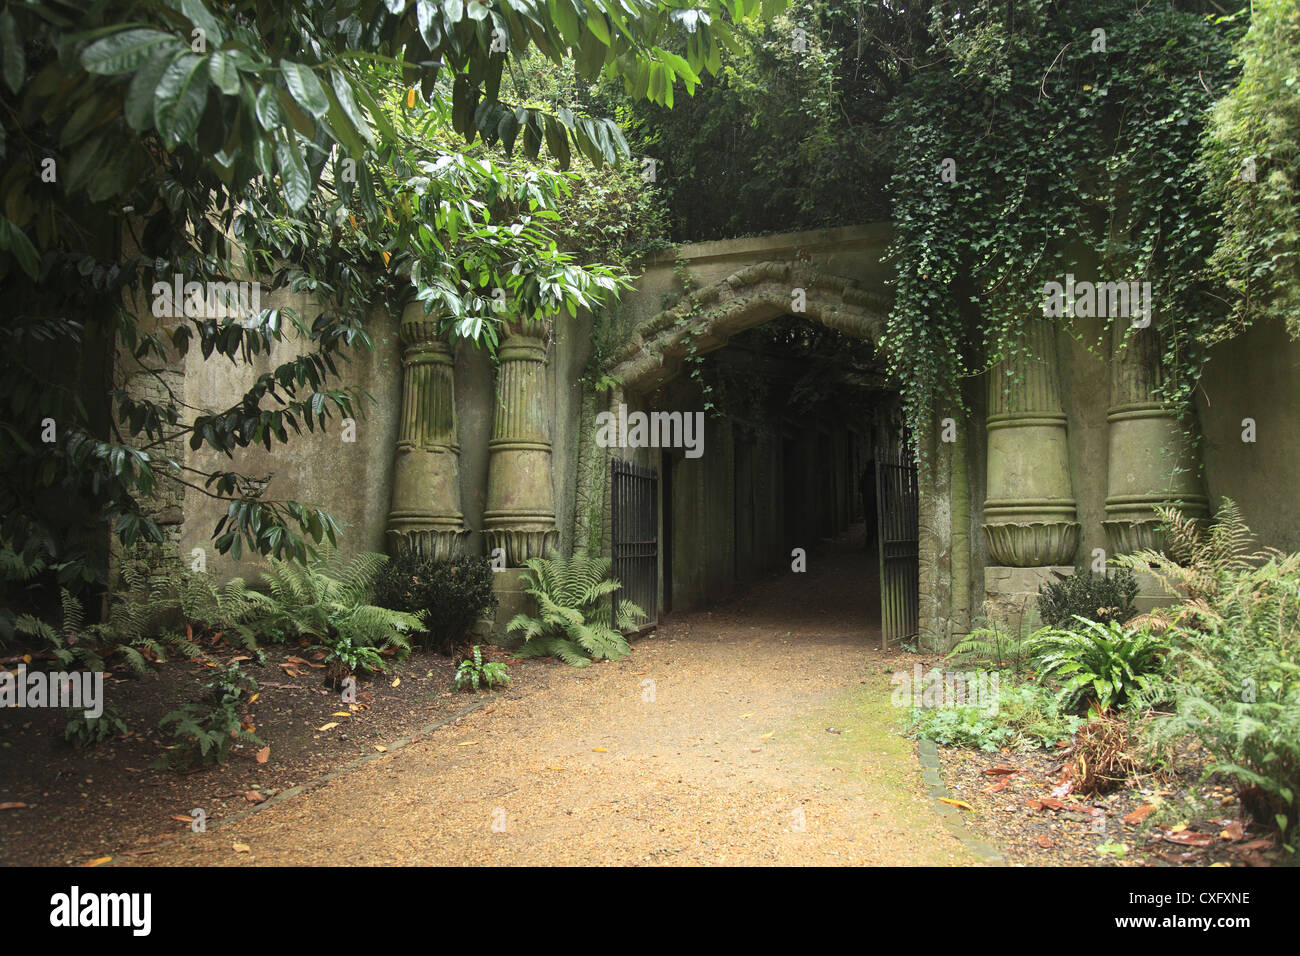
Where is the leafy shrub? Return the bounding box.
[903,679,1084,752]
[453,645,510,692]
[238,550,422,663]
[507,554,644,667]
[1036,568,1139,629]
[157,661,262,768]
[64,705,128,749]
[1024,617,1168,714]
[371,551,498,653]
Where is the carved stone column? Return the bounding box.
[386,303,467,558]
[1103,324,1208,554]
[483,321,558,563]
[982,319,1080,566]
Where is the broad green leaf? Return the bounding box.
[81,29,175,75]
[154,52,210,148]
[125,48,175,130]
[275,134,311,211]
[587,12,610,46]
[550,0,581,45]
[280,60,329,118]
[254,83,284,130]
[178,0,225,48]
[416,0,439,47]
[323,82,365,157]
[330,70,374,146]
[0,215,39,279]
[208,49,241,95]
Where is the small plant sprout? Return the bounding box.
[454,646,510,693]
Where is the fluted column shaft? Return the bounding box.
[1103,324,1207,554]
[982,319,1080,566]
[386,303,467,559]
[483,324,558,564]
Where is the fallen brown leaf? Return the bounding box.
[1219,820,1246,841]
[1124,805,1157,826]
[1237,837,1275,851]
[243,791,265,804]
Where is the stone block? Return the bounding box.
[490,568,537,643]
[982,566,1074,633]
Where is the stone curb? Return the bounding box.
[918,738,1007,866]
[112,696,495,862]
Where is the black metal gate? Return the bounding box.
[875,448,919,649]
[610,458,658,633]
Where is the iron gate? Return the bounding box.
[875,448,919,649]
[610,458,658,633]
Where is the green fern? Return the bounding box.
[1131,543,1300,837]
[14,589,103,670]
[948,621,1032,671]
[245,549,421,675]
[506,553,644,667]
[1023,617,1169,713]
[1117,497,1267,610]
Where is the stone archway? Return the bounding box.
[603,259,892,394]
[573,257,903,621]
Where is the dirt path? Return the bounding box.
[129,542,977,866]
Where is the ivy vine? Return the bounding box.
[883,0,1238,445]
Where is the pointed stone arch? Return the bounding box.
[603,259,892,394]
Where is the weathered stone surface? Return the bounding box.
[483,324,559,564]
[982,566,1074,632]
[387,303,467,559]
[489,568,538,641]
[1103,324,1207,555]
[983,320,1079,566]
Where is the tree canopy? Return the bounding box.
[0,0,783,607]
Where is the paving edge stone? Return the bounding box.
[109,696,496,863]
[917,737,1007,866]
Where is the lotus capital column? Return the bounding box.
[982,318,1080,566]
[483,320,558,564]
[1103,323,1208,554]
[386,303,468,558]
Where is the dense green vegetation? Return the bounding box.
[0,0,772,608]
[915,501,1300,845]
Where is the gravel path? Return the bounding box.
[129,543,978,866]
